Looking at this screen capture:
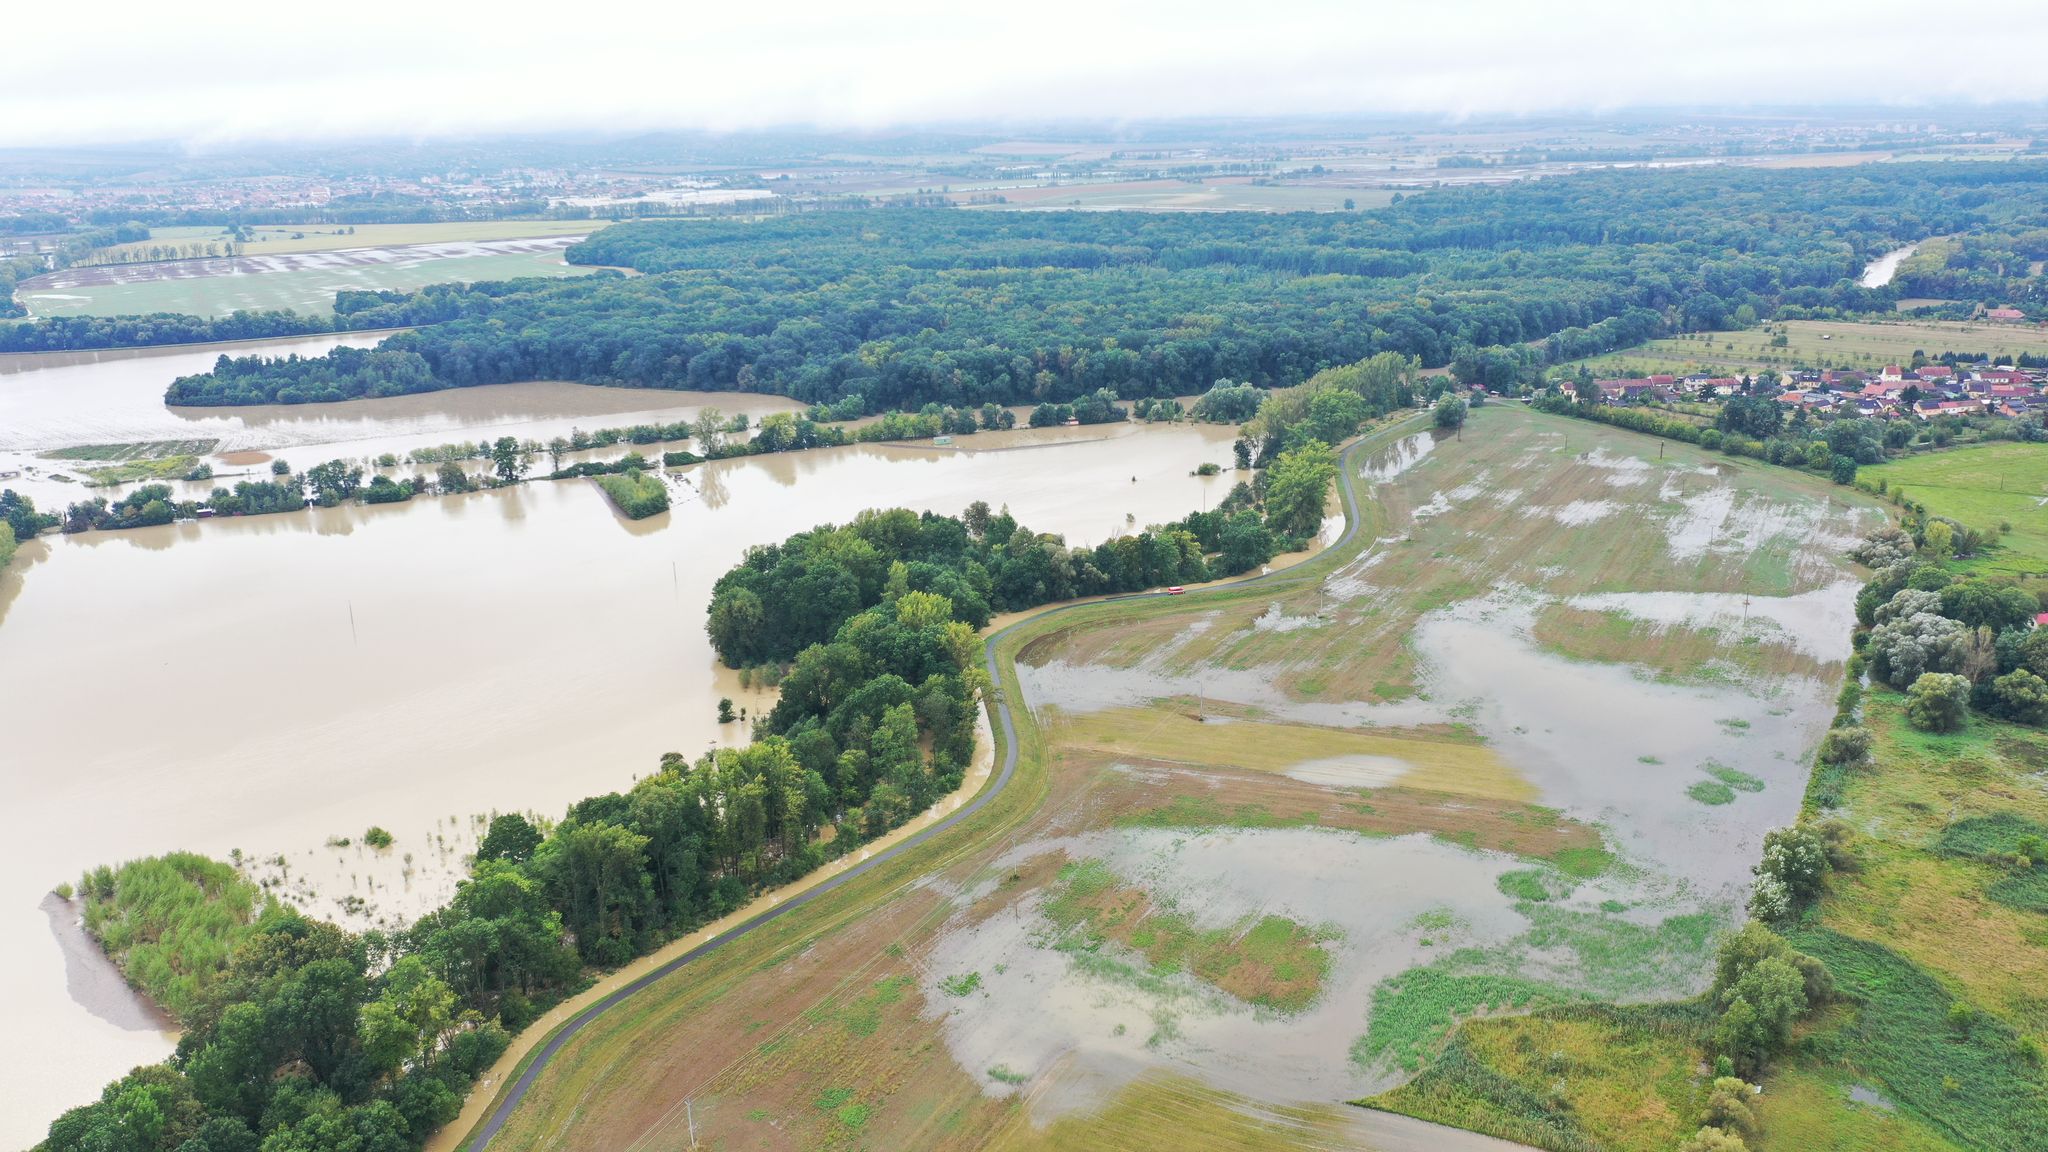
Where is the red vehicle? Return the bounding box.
[1166,586,1185,595]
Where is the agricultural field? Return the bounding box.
[1580,318,2048,378]
[1863,442,2048,576]
[15,238,594,319]
[88,219,608,261]
[465,405,1881,1151]
[963,179,1394,213]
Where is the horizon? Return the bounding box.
[8,0,2048,149]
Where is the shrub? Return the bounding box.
[1904,672,1971,732]
[1703,1077,1759,1140]
[1679,1128,1749,1152]
[1817,725,1871,766]
[594,469,670,519]
[269,458,291,475]
[363,826,395,849]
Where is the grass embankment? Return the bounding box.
[78,852,267,1021]
[592,469,669,518]
[1578,318,2048,376]
[1863,442,2048,576]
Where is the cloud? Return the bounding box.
[4,0,2046,147]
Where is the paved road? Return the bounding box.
[461,421,1419,1150]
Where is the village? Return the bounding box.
[1596,358,2048,420]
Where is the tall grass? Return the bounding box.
[593,469,669,519]
[1787,927,2048,1151]
[79,852,265,1021]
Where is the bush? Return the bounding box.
[1679,1128,1749,1152]
[363,826,395,849]
[1986,668,2048,726]
[593,469,670,519]
[1904,672,1972,732]
[1817,725,1871,766]
[1703,1077,1759,1140]
[269,458,291,475]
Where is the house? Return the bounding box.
[1880,364,1904,382]
[1987,307,2026,322]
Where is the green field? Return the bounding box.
[1581,318,2048,377]
[1864,442,2048,575]
[88,220,608,262]
[19,249,595,319]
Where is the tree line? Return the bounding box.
[133,163,2048,411]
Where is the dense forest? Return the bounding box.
[147,164,2048,410]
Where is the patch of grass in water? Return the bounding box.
[1548,846,1615,879]
[987,1065,1028,1085]
[1517,905,1724,998]
[1636,754,1663,765]
[1701,762,1765,793]
[1687,779,1737,805]
[1496,868,1575,903]
[939,970,982,997]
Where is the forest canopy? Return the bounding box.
[153,163,2048,411]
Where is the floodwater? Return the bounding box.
[1859,243,1920,289]
[0,367,1237,1143]
[0,336,813,509]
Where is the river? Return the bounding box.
[0,339,1241,1146]
[1858,242,1920,289]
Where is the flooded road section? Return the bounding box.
[0,408,1237,1145]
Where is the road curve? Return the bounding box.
[461,419,1423,1149]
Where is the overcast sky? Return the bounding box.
[7,0,2048,148]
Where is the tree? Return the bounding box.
[475,814,542,864]
[1433,394,1468,429]
[1262,441,1338,540]
[270,459,292,476]
[1709,924,1826,1075]
[1750,824,1829,919]
[1988,668,2048,726]
[717,697,737,723]
[435,461,472,494]
[305,460,363,506]
[1678,1127,1750,1152]
[1232,438,1252,470]
[1905,672,1971,732]
[489,438,527,485]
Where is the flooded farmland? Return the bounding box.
[0,345,1239,1144]
[919,408,1879,1126]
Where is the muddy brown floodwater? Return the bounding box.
[0,342,1241,1146]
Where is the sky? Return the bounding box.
[7,0,2048,148]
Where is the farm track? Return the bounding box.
[459,413,1433,1150]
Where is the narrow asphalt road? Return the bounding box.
[462,420,1417,1150]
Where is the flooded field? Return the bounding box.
[471,408,1881,1152]
[0,359,1237,1143]
[15,237,592,318]
[931,407,1876,1129]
